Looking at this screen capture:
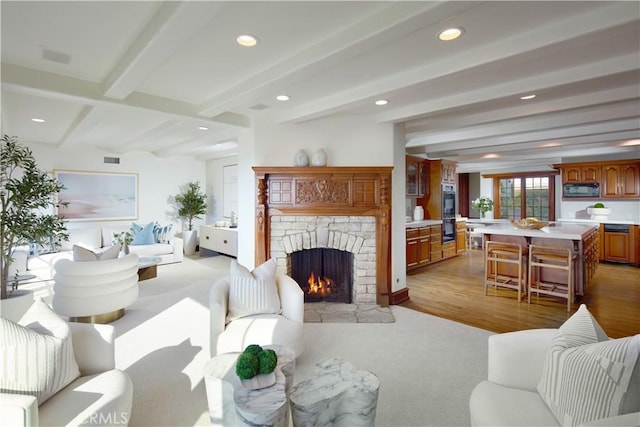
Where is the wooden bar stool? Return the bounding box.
[484,241,527,301]
[527,244,574,312]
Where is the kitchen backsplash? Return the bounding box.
[559,200,640,221]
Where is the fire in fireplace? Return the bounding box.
[290,248,353,303]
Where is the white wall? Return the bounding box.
[205,155,238,223]
[235,114,398,272]
[26,142,206,232]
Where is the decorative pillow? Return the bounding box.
[227,258,281,321]
[72,244,121,261]
[537,304,637,426]
[0,299,80,404]
[131,222,156,245]
[538,335,639,426]
[153,223,173,244]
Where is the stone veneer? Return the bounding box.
[269,215,377,304]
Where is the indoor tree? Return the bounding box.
[0,135,68,299]
[175,181,207,231]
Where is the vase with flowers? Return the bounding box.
[471,196,493,219]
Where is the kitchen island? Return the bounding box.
[476,221,599,296]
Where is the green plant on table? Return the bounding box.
[235,344,278,379]
[471,196,493,218]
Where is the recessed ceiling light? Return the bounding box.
[276,95,290,101]
[520,94,536,100]
[197,126,209,131]
[236,34,258,47]
[438,27,464,41]
[620,139,640,146]
[483,153,499,159]
[31,118,45,123]
[542,142,562,147]
[375,99,388,106]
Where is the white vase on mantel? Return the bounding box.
[311,148,327,166]
[293,149,309,166]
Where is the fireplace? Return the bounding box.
[253,166,392,306]
[290,248,353,303]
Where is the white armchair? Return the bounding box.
[0,298,133,427]
[469,329,640,427]
[210,274,304,358]
[52,253,139,323]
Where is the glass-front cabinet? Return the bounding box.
[406,156,427,197]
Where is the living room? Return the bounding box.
[2,2,639,426]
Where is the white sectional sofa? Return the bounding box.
[25,225,183,280]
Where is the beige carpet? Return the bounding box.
[22,253,492,426]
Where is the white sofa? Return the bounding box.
[0,296,133,426]
[469,328,640,427]
[26,225,183,279]
[210,274,304,358]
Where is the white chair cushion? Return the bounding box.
[217,313,303,355]
[0,299,80,404]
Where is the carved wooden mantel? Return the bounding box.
[253,166,393,306]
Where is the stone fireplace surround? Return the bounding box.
[253,167,392,306]
[271,216,376,304]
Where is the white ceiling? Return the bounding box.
[1,1,639,172]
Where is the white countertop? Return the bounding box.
[558,218,639,226]
[475,221,598,240]
[405,219,442,228]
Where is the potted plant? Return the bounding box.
[174,181,207,255]
[471,196,493,219]
[0,135,69,299]
[113,229,134,255]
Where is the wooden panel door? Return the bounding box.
[604,232,630,263]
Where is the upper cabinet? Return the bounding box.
[554,160,640,199]
[602,163,640,198]
[406,156,427,197]
[441,160,457,184]
[562,165,600,183]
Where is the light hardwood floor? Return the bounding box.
[401,248,640,338]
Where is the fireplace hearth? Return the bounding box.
[291,248,353,303]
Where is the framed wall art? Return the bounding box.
[55,170,138,221]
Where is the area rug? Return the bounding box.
[304,302,395,323]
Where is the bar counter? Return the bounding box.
[476,221,599,296]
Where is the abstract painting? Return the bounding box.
[55,170,138,221]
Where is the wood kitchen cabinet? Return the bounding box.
[554,159,640,199]
[429,225,442,263]
[562,165,600,183]
[604,230,630,263]
[441,160,457,184]
[425,159,458,220]
[602,162,640,198]
[406,156,427,197]
[456,220,467,254]
[406,227,430,271]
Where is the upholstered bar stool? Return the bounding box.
[484,241,527,301]
[527,244,574,312]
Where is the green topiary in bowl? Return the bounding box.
[235,344,278,379]
[593,202,605,208]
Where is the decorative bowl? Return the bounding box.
[510,219,549,230]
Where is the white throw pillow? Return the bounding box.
[72,244,121,262]
[0,299,80,404]
[227,258,281,321]
[537,304,638,426]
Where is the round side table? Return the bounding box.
[204,345,295,427]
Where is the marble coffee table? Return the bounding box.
[204,345,295,427]
[289,358,380,427]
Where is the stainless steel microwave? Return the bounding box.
[563,183,600,198]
